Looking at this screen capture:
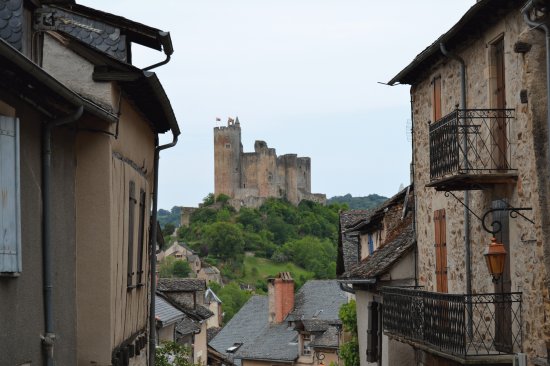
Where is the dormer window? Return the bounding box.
[301,334,312,356]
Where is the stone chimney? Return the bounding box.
[268,272,294,323]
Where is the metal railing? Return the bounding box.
[382,287,522,358]
[429,109,515,181]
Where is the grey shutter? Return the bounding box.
[0,116,21,274]
[366,301,379,362]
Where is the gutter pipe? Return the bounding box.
[440,42,472,335]
[42,106,84,366]
[149,132,179,366]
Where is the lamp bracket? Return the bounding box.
[444,191,534,235]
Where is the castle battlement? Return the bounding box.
[213,117,325,208]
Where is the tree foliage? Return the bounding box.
[209,282,252,324]
[327,193,387,210]
[339,300,359,366]
[155,341,196,366]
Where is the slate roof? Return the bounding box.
[207,327,221,343]
[311,326,339,348]
[205,288,222,304]
[287,280,347,323]
[209,296,269,366]
[337,210,370,276]
[158,278,206,292]
[236,322,297,362]
[155,295,184,326]
[38,6,127,61]
[176,315,201,336]
[0,0,22,52]
[341,217,415,280]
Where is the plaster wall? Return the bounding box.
[42,34,113,110]
[0,98,77,365]
[411,10,548,361]
[158,324,176,343]
[355,290,373,366]
[195,322,209,365]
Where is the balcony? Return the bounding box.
[382,287,522,363]
[427,109,517,191]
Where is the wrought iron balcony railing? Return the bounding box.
[429,109,516,182]
[382,287,522,358]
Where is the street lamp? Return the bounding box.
[484,237,507,282]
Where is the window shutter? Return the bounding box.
[434,209,448,293]
[0,116,21,274]
[433,76,442,121]
[368,233,374,255]
[366,301,379,362]
[127,180,136,288]
[136,189,146,286]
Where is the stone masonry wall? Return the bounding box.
[411,9,548,361]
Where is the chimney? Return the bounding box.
[268,272,294,323]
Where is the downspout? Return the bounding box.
[42,106,84,366]
[410,88,418,288]
[440,42,472,334]
[149,132,179,366]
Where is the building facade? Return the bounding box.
[382,0,550,364]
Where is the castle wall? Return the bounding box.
[213,122,242,197]
[213,120,324,208]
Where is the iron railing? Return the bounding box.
[382,287,522,358]
[429,109,515,181]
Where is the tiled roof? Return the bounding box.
[205,288,222,304]
[157,290,213,321]
[209,296,269,366]
[0,0,22,51]
[341,218,415,280]
[155,295,184,326]
[158,278,206,292]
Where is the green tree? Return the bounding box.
[158,256,176,278]
[216,193,231,203]
[204,222,245,260]
[213,282,252,324]
[162,223,176,237]
[173,260,191,277]
[156,340,196,366]
[339,300,359,366]
[202,193,215,206]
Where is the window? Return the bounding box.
[302,334,312,356]
[434,209,448,293]
[0,116,21,275]
[225,143,231,149]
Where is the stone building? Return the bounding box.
[379,0,550,365]
[213,118,326,208]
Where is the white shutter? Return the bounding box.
[0,116,21,274]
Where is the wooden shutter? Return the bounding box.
[0,116,21,274]
[434,209,448,293]
[127,180,136,288]
[433,76,442,121]
[366,301,379,362]
[136,189,146,286]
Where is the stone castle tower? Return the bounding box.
[213,118,325,208]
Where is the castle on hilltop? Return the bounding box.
[213,118,326,208]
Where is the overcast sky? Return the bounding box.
[80,0,474,209]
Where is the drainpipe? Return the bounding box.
[440,43,472,334]
[149,132,179,366]
[41,106,84,366]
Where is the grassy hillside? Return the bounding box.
[241,256,314,287]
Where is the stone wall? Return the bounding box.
[410,9,548,361]
[214,120,325,208]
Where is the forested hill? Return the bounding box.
[327,193,387,210]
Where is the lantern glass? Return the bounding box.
[484,237,507,281]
